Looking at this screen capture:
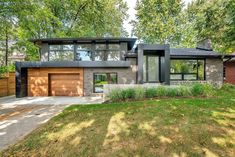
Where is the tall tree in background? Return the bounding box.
[132,0,183,44]
[187,0,235,54]
[0,0,18,65]
[133,0,235,54]
[0,0,128,61]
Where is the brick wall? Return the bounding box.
[224,60,235,85]
[84,58,137,96]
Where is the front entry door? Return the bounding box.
[144,56,160,83]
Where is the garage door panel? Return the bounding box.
[50,75,80,80]
[49,73,83,96]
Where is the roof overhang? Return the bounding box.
[16,61,131,68]
[30,37,137,50]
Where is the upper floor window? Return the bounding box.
[94,44,123,61]
[170,59,205,80]
[48,43,126,61]
[76,44,92,61]
[49,45,74,61]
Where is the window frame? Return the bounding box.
[170,58,206,81]
[93,72,118,93]
[143,55,162,83]
[49,44,75,61]
[94,43,123,61]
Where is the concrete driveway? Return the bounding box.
[0,96,103,151]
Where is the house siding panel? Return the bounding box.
[28,68,83,96]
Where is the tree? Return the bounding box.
[0,0,129,62]
[132,0,183,44]
[186,0,235,54]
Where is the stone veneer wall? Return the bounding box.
[205,58,223,87]
[170,58,223,87]
[83,58,137,96]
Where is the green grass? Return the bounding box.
[1,85,235,157]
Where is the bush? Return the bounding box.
[166,87,178,97]
[107,83,216,102]
[191,83,204,96]
[178,86,192,97]
[108,89,123,101]
[145,88,158,98]
[121,88,135,99]
[156,86,167,97]
[134,87,145,100]
[221,83,235,90]
[202,83,215,97]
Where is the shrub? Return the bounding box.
[108,89,122,101]
[191,83,204,96]
[156,86,167,97]
[121,88,135,99]
[221,83,235,90]
[178,86,192,97]
[202,83,215,97]
[107,83,216,102]
[134,87,145,100]
[166,87,178,97]
[145,88,158,98]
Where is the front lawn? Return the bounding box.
[1,86,235,157]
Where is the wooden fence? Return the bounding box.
[0,72,15,97]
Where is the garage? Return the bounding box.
[28,68,84,96]
[49,74,83,96]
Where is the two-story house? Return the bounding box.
[15,37,234,97]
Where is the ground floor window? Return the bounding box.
[94,73,118,93]
[170,59,205,80]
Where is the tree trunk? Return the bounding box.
[5,26,8,66]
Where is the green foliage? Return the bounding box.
[191,83,204,96]
[186,0,235,53]
[0,63,15,77]
[133,0,234,53]
[221,83,235,90]
[134,87,145,100]
[132,0,183,44]
[107,84,216,102]
[121,88,136,99]
[178,86,192,97]
[156,86,167,97]
[107,89,123,102]
[166,87,178,97]
[145,88,158,98]
[0,0,129,63]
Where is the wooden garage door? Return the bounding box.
[49,74,83,96]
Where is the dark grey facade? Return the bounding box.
[16,37,232,98]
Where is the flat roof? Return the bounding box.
[171,48,235,58]
[30,37,137,50]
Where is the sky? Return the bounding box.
[124,0,193,37]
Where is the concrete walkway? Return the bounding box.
[0,96,103,151]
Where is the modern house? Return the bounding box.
[15,37,233,97]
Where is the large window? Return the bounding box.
[143,55,160,82]
[76,44,92,61]
[49,45,74,61]
[94,44,123,61]
[48,43,125,61]
[170,59,205,80]
[94,73,118,93]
